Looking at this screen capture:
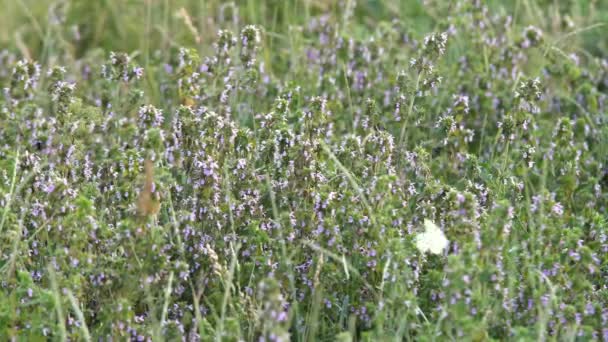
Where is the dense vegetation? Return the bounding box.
[0,0,607,340]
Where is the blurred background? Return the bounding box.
[1,0,606,66]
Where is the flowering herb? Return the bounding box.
[0,1,607,341]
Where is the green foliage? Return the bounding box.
[0,0,607,341]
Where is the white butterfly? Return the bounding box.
[415,219,449,255]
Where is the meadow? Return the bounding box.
[0,0,607,340]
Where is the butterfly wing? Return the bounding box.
[416,219,449,254]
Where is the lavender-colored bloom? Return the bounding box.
[551,202,564,216]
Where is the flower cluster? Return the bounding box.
[0,2,606,341]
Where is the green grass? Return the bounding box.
[0,0,607,341]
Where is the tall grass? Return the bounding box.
[0,0,607,341]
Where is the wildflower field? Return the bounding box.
[1,0,607,340]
